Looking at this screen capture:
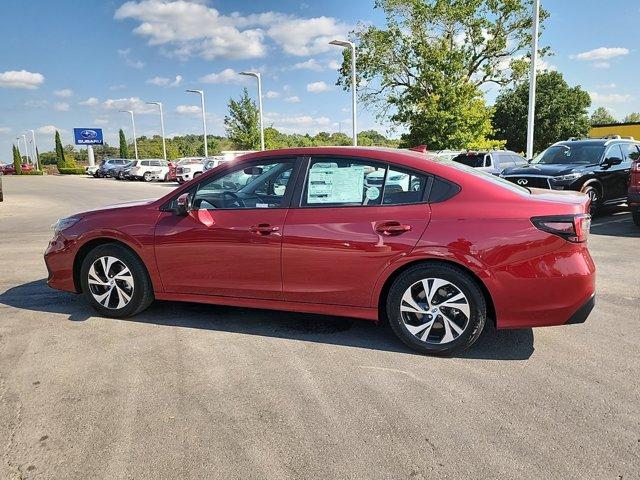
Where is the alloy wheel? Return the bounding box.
[400,278,470,344]
[87,256,135,309]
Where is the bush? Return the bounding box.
[58,167,85,175]
[23,169,44,175]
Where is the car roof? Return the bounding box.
[553,138,640,147]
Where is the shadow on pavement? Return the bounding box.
[0,279,534,361]
[590,209,640,238]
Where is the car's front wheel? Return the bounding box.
[386,263,486,356]
[80,243,154,318]
[581,184,601,214]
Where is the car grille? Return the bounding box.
[504,176,551,189]
[366,177,384,186]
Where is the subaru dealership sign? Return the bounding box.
[73,128,103,145]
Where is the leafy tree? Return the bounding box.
[119,129,129,158]
[12,145,22,174]
[224,88,260,150]
[590,107,617,126]
[136,135,181,159]
[337,0,548,149]
[55,131,67,170]
[623,112,640,123]
[493,71,591,153]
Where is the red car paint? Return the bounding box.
[628,159,640,208]
[45,147,596,328]
[1,163,33,174]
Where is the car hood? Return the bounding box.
[502,164,590,176]
[77,198,156,217]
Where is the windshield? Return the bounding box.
[452,153,485,168]
[531,144,604,165]
[443,160,530,194]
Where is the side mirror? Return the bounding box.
[603,157,623,167]
[175,193,192,216]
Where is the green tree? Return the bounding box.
[119,129,129,158]
[55,131,67,170]
[12,145,22,174]
[224,88,260,150]
[493,71,591,153]
[337,0,548,149]
[623,112,640,123]
[590,107,617,126]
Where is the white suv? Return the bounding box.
[129,159,170,182]
[176,158,207,183]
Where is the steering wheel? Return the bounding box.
[221,191,245,208]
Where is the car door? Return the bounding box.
[599,144,625,200]
[154,158,299,300]
[282,157,431,307]
[618,143,637,197]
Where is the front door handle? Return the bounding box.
[250,223,280,235]
[375,222,412,236]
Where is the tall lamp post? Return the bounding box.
[186,89,208,157]
[119,110,139,160]
[239,71,264,151]
[22,134,31,164]
[330,39,357,146]
[526,0,541,160]
[147,101,167,161]
[28,129,39,170]
[16,137,23,162]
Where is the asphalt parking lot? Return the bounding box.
[0,175,638,480]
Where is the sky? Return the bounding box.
[2,0,640,158]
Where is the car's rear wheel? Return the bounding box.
[80,244,154,318]
[163,173,169,182]
[386,263,486,356]
[143,172,153,182]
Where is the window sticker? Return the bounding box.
[307,165,365,204]
[365,186,380,200]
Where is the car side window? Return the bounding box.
[382,167,428,205]
[484,154,492,167]
[604,144,623,162]
[193,161,294,210]
[512,154,527,166]
[620,143,640,162]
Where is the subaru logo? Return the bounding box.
[517,179,528,185]
[80,129,97,139]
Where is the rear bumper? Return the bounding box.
[628,191,640,207]
[565,294,595,325]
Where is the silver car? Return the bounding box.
[451,150,528,175]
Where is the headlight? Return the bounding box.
[553,172,581,182]
[389,174,407,181]
[182,167,191,173]
[51,217,80,235]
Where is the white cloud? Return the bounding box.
[573,47,629,61]
[293,58,324,71]
[0,70,45,89]
[118,48,145,69]
[284,95,300,103]
[103,97,156,114]
[327,59,341,70]
[589,91,633,104]
[307,81,331,93]
[54,88,73,98]
[265,112,331,133]
[94,118,109,126]
[593,61,610,69]
[146,75,183,87]
[36,125,63,135]
[596,83,617,89]
[266,90,280,98]
[54,102,70,111]
[176,104,201,115]
[0,127,11,134]
[114,0,349,60]
[79,97,99,106]
[199,68,247,84]
[109,84,126,91]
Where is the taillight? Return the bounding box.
[632,160,640,172]
[531,214,591,243]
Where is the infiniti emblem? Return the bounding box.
[517,179,528,185]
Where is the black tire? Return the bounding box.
[143,172,153,182]
[633,209,640,227]
[581,184,601,214]
[80,243,154,318]
[163,173,169,182]
[386,263,486,356]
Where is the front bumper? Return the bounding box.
[44,233,78,293]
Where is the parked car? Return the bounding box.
[176,158,207,183]
[96,158,129,178]
[502,137,638,213]
[112,161,134,180]
[45,147,595,356]
[452,150,528,175]
[429,150,464,162]
[0,163,33,174]
[167,161,178,182]
[85,165,99,176]
[628,157,640,226]
[203,157,228,172]
[129,159,170,181]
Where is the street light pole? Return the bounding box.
[28,129,40,170]
[239,72,264,151]
[119,110,138,160]
[526,0,540,160]
[147,101,167,161]
[16,137,23,162]
[330,39,357,146]
[22,134,31,164]
[186,89,208,157]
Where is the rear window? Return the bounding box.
[443,161,530,194]
[452,153,485,168]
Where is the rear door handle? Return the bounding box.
[375,222,412,236]
[250,223,280,235]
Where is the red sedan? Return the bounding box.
[45,147,595,355]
